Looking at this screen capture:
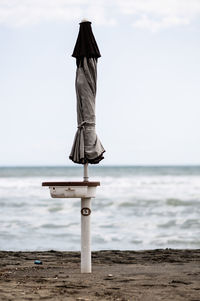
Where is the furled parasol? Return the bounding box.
[69,20,105,167]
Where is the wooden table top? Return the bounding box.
[42,181,100,187]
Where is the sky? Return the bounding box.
[0,0,200,166]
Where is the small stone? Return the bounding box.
[104,274,114,280]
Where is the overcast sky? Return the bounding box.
[0,0,200,166]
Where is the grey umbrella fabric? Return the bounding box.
[69,56,105,164]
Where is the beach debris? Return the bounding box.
[170,280,192,285]
[104,274,114,280]
[76,298,90,301]
[34,260,43,265]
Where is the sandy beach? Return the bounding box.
[0,249,200,300]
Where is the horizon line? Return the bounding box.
[0,164,200,168]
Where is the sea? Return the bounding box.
[0,166,199,251]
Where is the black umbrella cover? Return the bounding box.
[72,21,101,67]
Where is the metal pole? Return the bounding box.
[81,197,91,273]
[81,162,91,273]
[83,163,89,182]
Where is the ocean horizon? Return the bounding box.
[0,165,200,251]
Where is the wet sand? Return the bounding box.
[0,249,200,300]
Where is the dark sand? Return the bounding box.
[0,249,200,301]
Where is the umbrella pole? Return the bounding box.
[81,197,91,273]
[83,163,89,182]
[81,162,91,273]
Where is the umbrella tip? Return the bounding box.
[81,18,90,23]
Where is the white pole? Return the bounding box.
[83,163,89,182]
[81,197,91,273]
[81,163,91,273]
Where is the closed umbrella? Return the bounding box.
[42,20,103,274]
[69,20,105,166]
